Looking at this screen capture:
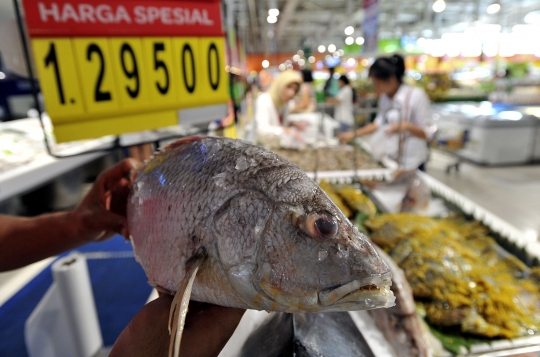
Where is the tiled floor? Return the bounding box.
[427,149,540,240]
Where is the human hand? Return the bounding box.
[338,132,355,144]
[109,296,246,357]
[71,158,139,243]
[290,120,310,131]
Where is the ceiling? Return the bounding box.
[228,0,540,54]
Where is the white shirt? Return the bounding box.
[254,92,301,149]
[373,84,432,170]
[334,85,354,125]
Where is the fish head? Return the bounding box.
[214,161,395,313]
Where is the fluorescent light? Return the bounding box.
[328,44,336,52]
[318,45,326,53]
[268,8,279,17]
[344,26,354,35]
[525,10,540,24]
[262,60,269,68]
[345,37,354,45]
[486,3,500,14]
[267,15,277,24]
[433,0,445,13]
[308,56,315,63]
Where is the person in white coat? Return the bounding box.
[254,70,305,149]
[326,75,354,131]
[339,54,433,171]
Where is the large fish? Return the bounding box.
[127,137,395,356]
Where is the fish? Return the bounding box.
[239,312,376,357]
[127,136,395,356]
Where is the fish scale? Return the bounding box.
[128,136,395,313]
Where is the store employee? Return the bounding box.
[339,54,433,171]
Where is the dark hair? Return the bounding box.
[368,54,405,83]
[339,75,349,85]
[301,69,313,83]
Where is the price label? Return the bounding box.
[73,38,120,114]
[142,37,179,108]
[23,0,228,143]
[32,38,85,121]
[199,37,229,106]
[172,37,202,108]
[109,38,151,111]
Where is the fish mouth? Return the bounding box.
[318,273,395,309]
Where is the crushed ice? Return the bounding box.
[236,156,249,170]
[213,172,228,188]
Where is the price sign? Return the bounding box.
[22,0,227,143]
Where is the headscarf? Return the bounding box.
[267,70,303,110]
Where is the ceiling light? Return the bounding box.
[344,26,354,35]
[486,3,500,14]
[308,56,315,63]
[345,37,354,45]
[293,54,300,61]
[268,8,279,17]
[262,60,269,68]
[318,45,326,53]
[328,44,336,52]
[267,15,277,24]
[355,37,365,45]
[433,0,445,13]
[525,10,540,24]
[347,58,356,66]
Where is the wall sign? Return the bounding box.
[22,0,228,143]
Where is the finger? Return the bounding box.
[109,179,132,216]
[98,158,140,193]
[109,295,173,357]
[181,304,245,357]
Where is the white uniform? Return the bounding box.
[373,84,433,170]
[334,85,354,127]
[254,92,301,149]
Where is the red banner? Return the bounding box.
[22,0,223,37]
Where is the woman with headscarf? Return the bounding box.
[254,70,305,149]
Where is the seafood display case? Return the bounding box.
[431,102,540,165]
[311,169,540,357]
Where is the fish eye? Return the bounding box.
[305,212,338,241]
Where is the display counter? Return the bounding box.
[432,102,540,165]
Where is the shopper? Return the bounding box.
[323,67,340,99]
[339,54,433,171]
[291,68,316,113]
[0,159,244,357]
[254,70,306,148]
[326,75,354,131]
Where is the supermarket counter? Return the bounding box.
[0,235,152,356]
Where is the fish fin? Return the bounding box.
[163,136,208,152]
[168,248,207,357]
